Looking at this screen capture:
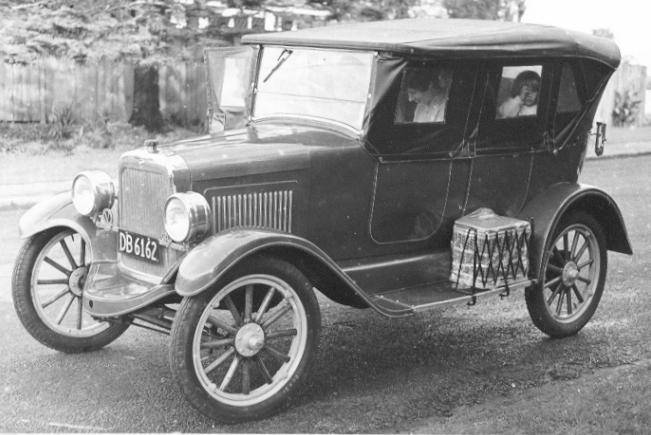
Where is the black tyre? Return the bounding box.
[169,256,321,423]
[12,228,128,353]
[525,211,607,338]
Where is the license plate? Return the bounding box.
[118,230,161,264]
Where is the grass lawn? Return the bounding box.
[608,124,651,144]
[0,123,198,185]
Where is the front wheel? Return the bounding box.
[526,211,607,338]
[169,256,321,423]
[12,228,129,353]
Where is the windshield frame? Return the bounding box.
[250,44,377,136]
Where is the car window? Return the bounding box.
[394,66,453,124]
[496,65,542,119]
[556,62,582,113]
[205,46,257,131]
[254,47,374,131]
[367,60,477,156]
[476,63,548,153]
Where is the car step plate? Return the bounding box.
[372,278,532,312]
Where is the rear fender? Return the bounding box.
[18,193,117,264]
[175,229,372,308]
[517,182,632,279]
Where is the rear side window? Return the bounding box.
[557,63,582,113]
[476,63,549,153]
[496,65,542,119]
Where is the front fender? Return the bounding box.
[517,182,632,279]
[18,193,116,264]
[176,229,364,299]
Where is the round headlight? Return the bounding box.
[164,192,211,243]
[71,171,115,216]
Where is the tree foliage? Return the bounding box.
[612,89,642,127]
[307,0,525,21]
[0,0,233,63]
[306,0,419,21]
[443,0,526,21]
[593,28,615,40]
[227,0,265,8]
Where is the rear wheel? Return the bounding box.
[12,228,128,353]
[526,212,607,338]
[169,256,320,423]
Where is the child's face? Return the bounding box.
[519,82,539,107]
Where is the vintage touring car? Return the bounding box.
[12,18,631,422]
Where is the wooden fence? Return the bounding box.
[0,58,208,130]
[0,59,133,123]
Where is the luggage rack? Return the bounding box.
[450,223,531,304]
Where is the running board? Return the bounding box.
[370,278,533,312]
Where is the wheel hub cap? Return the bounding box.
[68,267,87,297]
[561,261,579,286]
[235,323,265,357]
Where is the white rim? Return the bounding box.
[542,223,600,323]
[30,230,109,337]
[192,274,308,407]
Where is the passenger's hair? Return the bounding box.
[511,70,541,97]
[405,69,433,91]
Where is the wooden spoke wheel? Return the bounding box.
[526,212,607,338]
[12,228,128,353]
[169,256,320,423]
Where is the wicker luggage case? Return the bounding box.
[450,208,531,290]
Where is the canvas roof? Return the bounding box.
[243,18,621,68]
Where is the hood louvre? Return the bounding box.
[211,190,294,234]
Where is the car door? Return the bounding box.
[366,59,479,249]
[465,62,552,217]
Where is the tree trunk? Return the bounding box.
[129,64,164,132]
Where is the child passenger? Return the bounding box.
[498,70,540,118]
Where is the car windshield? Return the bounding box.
[253,46,374,131]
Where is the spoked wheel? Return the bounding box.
[170,256,320,423]
[526,211,607,338]
[12,228,128,353]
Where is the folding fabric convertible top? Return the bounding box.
[243,18,620,69]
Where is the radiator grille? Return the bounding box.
[211,190,293,233]
[118,166,175,278]
[119,167,172,237]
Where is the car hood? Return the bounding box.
[157,122,358,183]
